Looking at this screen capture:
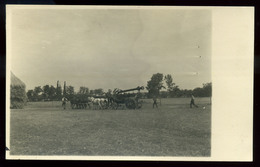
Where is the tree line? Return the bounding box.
[26,84,107,102]
[146,73,212,98]
[11,72,211,109]
[26,73,211,102]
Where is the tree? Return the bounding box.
[180,89,192,98]
[78,86,89,94]
[192,83,212,97]
[42,85,50,100]
[89,89,94,95]
[146,73,165,98]
[26,90,34,101]
[203,82,212,97]
[170,86,181,97]
[192,87,203,97]
[203,82,212,104]
[48,85,56,100]
[33,86,43,101]
[164,74,175,92]
[66,85,75,100]
[67,86,74,95]
[56,81,62,100]
[94,88,104,96]
[164,74,181,97]
[160,91,168,98]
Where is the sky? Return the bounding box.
[9,7,211,92]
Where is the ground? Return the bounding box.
[9,98,211,156]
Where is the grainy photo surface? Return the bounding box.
[6,6,253,161]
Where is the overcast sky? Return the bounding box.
[9,7,211,92]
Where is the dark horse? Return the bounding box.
[70,97,91,109]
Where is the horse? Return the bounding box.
[70,97,91,109]
[90,97,108,110]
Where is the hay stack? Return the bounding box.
[10,72,27,109]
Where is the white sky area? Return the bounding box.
[10,8,211,92]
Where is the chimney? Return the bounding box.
[63,81,66,96]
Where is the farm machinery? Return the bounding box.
[68,86,144,110]
[109,86,144,109]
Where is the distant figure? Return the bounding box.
[62,97,68,110]
[153,96,158,108]
[190,94,198,108]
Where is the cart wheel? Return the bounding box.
[111,102,117,110]
[126,99,136,109]
[137,102,142,109]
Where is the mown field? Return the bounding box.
[10,98,211,156]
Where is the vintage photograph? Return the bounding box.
[6,6,253,161]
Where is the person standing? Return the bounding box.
[62,97,68,110]
[153,96,158,108]
[190,94,198,108]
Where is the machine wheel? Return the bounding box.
[125,99,136,109]
[137,101,142,109]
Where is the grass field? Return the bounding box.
[9,98,211,156]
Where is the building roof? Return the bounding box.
[11,72,26,87]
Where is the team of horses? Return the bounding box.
[69,97,104,110]
[69,96,125,110]
[68,94,141,110]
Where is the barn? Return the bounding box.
[10,72,27,109]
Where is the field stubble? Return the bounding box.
[10,98,211,156]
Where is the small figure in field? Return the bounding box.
[190,94,198,108]
[153,96,158,108]
[62,97,68,110]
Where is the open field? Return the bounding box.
[9,98,211,156]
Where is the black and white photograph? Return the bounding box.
[6,6,253,161]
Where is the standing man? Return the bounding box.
[153,96,158,108]
[62,97,68,110]
[190,94,198,108]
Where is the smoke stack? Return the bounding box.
[63,81,66,96]
[57,80,59,88]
